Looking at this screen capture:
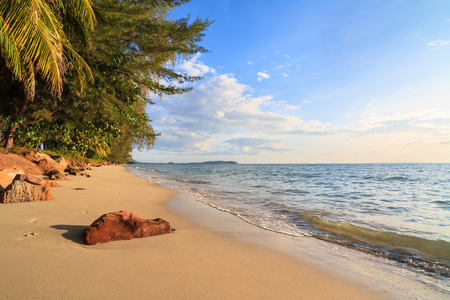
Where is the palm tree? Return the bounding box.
[0,0,96,148]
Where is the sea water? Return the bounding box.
[128,163,450,295]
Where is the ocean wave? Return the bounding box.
[297,211,450,277]
[176,178,210,184]
[384,176,410,181]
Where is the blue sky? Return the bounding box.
[132,0,450,163]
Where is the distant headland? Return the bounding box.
[188,161,238,165]
[128,160,238,165]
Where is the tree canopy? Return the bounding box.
[0,0,210,162]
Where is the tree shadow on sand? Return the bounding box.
[51,225,87,244]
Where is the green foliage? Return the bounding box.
[0,0,210,163]
[107,131,133,163]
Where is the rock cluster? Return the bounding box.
[0,151,67,203]
[82,211,172,245]
[26,151,68,174]
[0,151,171,245]
[0,150,96,204]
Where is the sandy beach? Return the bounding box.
[0,165,382,299]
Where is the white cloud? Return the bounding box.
[247,61,254,66]
[427,39,450,46]
[225,138,290,155]
[285,104,298,111]
[257,71,270,81]
[150,73,329,154]
[349,109,450,136]
[282,72,289,77]
[176,54,216,76]
[270,100,298,111]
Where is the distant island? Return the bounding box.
[127,160,238,165]
[189,161,238,165]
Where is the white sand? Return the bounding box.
[0,166,382,299]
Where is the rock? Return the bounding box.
[24,150,51,163]
[38,158,63,174]
[22,151,65,173]
[0,168,27,191]
[75,188,86,190]
[67,169,90,177]
[0,153,44,175]
[11,174,60,188]
[13,174,42,185]
[65,166,76,173]
[0,171,13,191]
[1,180,54,204]
[67,170,81,176]
[23,150,39,162]
[52,156,68,172]
[39,180,60,187]
[82,211,171,245]
[22,150,41,163]
[2,167,25,178]
[47,170,65,180]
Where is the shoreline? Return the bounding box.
[132,164,450,300]
[1,165,384,299]
[166,188,449,300]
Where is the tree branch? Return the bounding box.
[24,95,76,125]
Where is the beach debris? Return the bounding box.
[75,188,86,190]
[82,211,171,245]
[0,180,54,204]
[25,232,39,237]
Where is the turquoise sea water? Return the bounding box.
[128,163,450,282]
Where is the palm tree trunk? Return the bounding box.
[3,92,31,149]
[3,125,16,150]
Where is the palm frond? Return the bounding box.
[0,0,96,99]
